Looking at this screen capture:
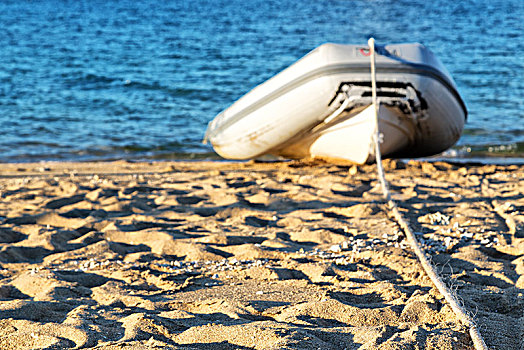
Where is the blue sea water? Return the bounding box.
[0,0,522,162]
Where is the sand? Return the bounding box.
[0,159,522,349]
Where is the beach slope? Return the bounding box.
[0,160,522,349]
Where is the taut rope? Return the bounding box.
[367,37,488,350]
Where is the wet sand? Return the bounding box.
[0,159,522,349]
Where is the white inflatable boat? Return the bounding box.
[205,43,467,164]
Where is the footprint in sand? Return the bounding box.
[0,227,26,243]
[0,246,52,263]
[244,216,275,228]
[227,180,256,189]
[44,194,85,209]
[176,195,206,205]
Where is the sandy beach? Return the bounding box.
[0,159,522,349]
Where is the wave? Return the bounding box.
[447,142,524,158]
[58,72,207,97]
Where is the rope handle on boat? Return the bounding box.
[367,37,489,350]
[323,81,372,126]
[322,86,360,125]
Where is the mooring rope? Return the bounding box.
[367,38,488,350]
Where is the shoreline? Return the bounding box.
[1,153,524,169]
[0,159,522,349]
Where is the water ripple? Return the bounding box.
[0,0,522,162]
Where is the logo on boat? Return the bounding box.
[359,48,371,56]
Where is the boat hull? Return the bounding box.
[206,43,466,164]
[276,104,416,164]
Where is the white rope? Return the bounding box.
[323,89,355,125]
[367,38,489,350]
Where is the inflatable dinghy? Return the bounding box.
[205,43,466,164]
